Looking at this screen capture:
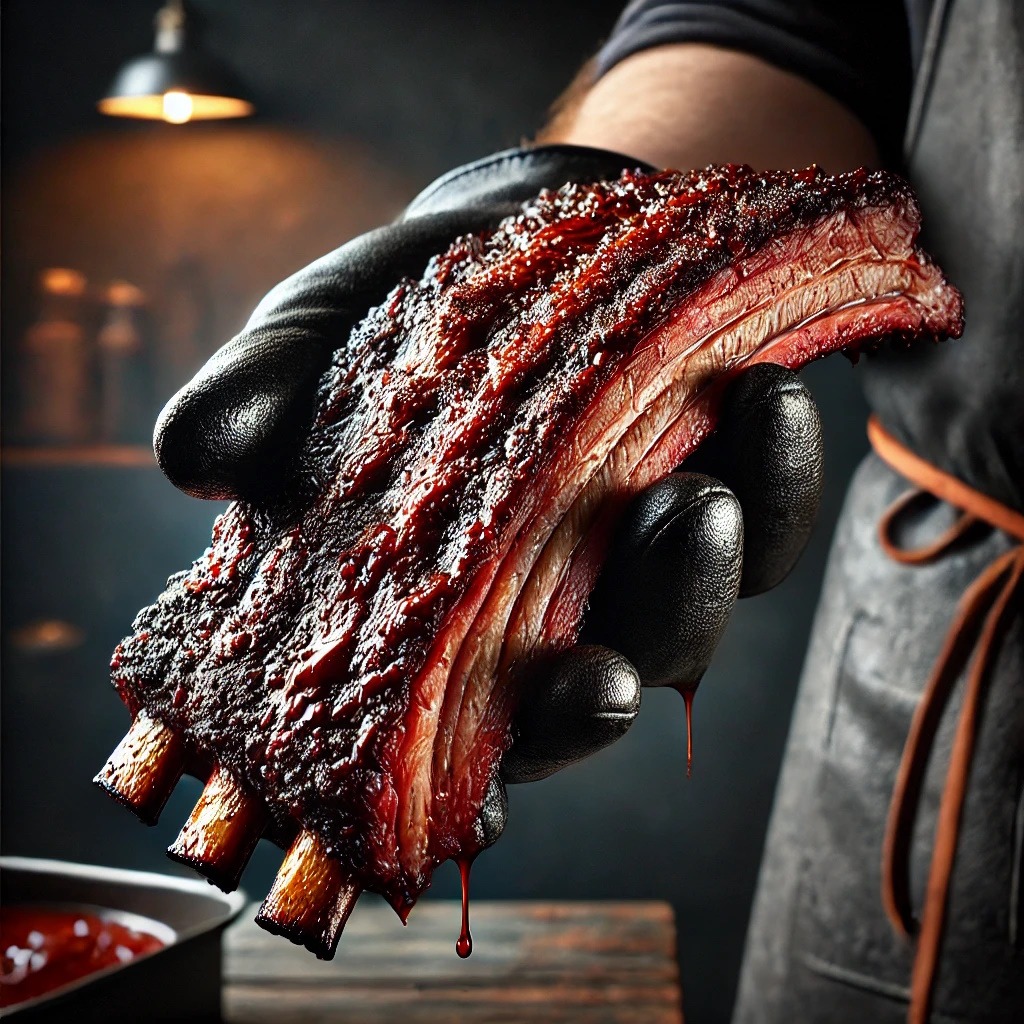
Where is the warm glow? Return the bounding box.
[41,268,87,296]
[97,93,254,122]
[162,90,193,123]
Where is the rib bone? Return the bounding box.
[167,764,268,892]
[93,711,185,825]
[255,829,361,959]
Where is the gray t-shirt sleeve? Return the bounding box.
[596,1,914,164]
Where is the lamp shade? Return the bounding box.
[98,1,254,123]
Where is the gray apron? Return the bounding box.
[733,2,1024,1022]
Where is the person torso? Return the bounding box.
[862,0,1024,511]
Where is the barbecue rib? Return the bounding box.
[97,165,963,958]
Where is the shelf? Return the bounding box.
[2,445,156,468]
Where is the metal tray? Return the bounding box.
[1,857,245,1022]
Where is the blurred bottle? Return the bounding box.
[157,255,210,402]
[97,280,149,443]
[19,268,91,444]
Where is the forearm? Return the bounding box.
[539,43,880,173]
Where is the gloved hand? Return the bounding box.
[155,146,648,501]
[498,361,822,790]
[153,145,824,844]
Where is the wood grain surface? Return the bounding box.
[223,900,683,1023]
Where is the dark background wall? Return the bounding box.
[1,3,872,1021]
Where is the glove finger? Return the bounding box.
[475,774,509,849]
[500,645,641,785]
[154,211,511,502]
[584,474,744,689]
[684,364,823,597]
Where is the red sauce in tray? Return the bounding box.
[0,906,166,1007]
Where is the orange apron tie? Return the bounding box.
[867,415,1024,1024]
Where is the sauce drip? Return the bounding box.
[455,856,474,958]
[0,906,166,1007]
[681,688,695,777]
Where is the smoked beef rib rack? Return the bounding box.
[97,164,963,959]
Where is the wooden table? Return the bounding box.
[223,900,683,1023]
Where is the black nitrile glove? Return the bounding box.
[153,146,824,844]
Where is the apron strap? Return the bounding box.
[868,414,1024,1024]
[869,416,1024,543]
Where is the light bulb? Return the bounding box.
[162,90,194,124]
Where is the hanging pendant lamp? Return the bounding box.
[98,0,254,124]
